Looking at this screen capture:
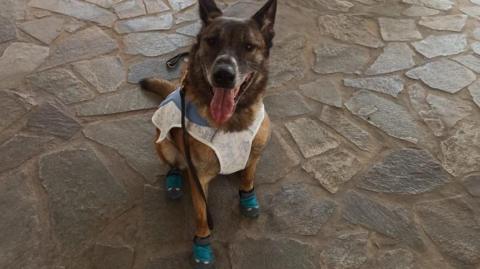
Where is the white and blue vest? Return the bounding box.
[152,89,265,175]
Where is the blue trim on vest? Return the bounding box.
[159,88,210,127]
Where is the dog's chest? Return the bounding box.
[152,89,265,175]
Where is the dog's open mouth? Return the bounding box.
[209,73,254,125]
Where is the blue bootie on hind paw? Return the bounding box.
[239,188,260,218]
[193,236,215,268]
[166,168,184,200]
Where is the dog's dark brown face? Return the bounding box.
[188,0,277,125]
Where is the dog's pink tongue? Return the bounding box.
[210,88,236,125]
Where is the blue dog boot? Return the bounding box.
[239,188,260,218]
[166,168,183,200]
[193,236,215,268]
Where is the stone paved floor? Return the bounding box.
[1,0,480,268]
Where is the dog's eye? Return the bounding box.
[245,43,256,52]
[205,37,217,47]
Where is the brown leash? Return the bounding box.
[171,53,214,230]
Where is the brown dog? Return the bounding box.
[140,0,276,265]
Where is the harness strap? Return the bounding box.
[180,87,214,230]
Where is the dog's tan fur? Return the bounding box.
[145,78,270,237]
[141,0,276,239]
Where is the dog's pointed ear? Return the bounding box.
[199,0,222,25]
[252,0,277,46]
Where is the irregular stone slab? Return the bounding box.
[303,148,362,193]
[113,0,145,19]
[39,147,129,254]
[0,171,49,269]
[167,0,196,11]
[72,56,125,93]
[417,198,480,264]
[0,91,31,133]
[402,0,453,11]
[230,238,319,269]
[115,13,173,33]
[44,26,118,68]
[313,40,370,75]
[285,118,339,158]
[406,59,476,94]
[468,80,480,108]
[176,22,201,37]
[124,32,193,56]
[472,43,480,57]
[85,0,123,8]
[144,0,170,13]
[27,68,95,104]
[19,17,64,44]
[318,15,384,48]
[268,35,306,88]
[409,83,472,136]
[366,43,415,75]
[379,18,422,41]
[146,252,192,269]
[75,87,162,116]
[300,78,342,107]
[264,91,311,118]
[412,34,467,58]
[29,0,116,27]
[460,6,480,18]
[27,103,81,140]
[256,131,301,184]
[269,185,336,235]
[127,56,182,83]
[320,232,369,269]
[287,0,353,11]
[357,2,405,17]
[402,6,440,16]
[84,114,168,182]
[419,15,467,32]
[453,54,480,73]
[174,5,199,24]
[92,244,134,269]
[345,91,423,143]
[441,121,480,176]
[352,0,383,5]
[344,75,405,97]
[62,18,85,33]
[474,28,480,40]
[319,107,377,152]
[143,185,189,245]
[374,249,415,269]
[0,42,49,89]
[463,174,480,197]
[357,148,450,194]
[472,0,480,5]
[0,15,16,43]
[343,191,424,249]
[0,134,53,173]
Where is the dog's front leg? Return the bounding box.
[239,157,261,218]
[186,169,216,265]
[187,169,212,238]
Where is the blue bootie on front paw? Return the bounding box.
[166,168,183,200]
[193,236,215,268]
[239,188,260,218]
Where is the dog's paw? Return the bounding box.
[193,236,215,267]
[239,189,260,219]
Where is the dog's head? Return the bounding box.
[188,0,277,126]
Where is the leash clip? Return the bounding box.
[166,52,189,69]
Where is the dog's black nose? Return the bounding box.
[213,64,236,89]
